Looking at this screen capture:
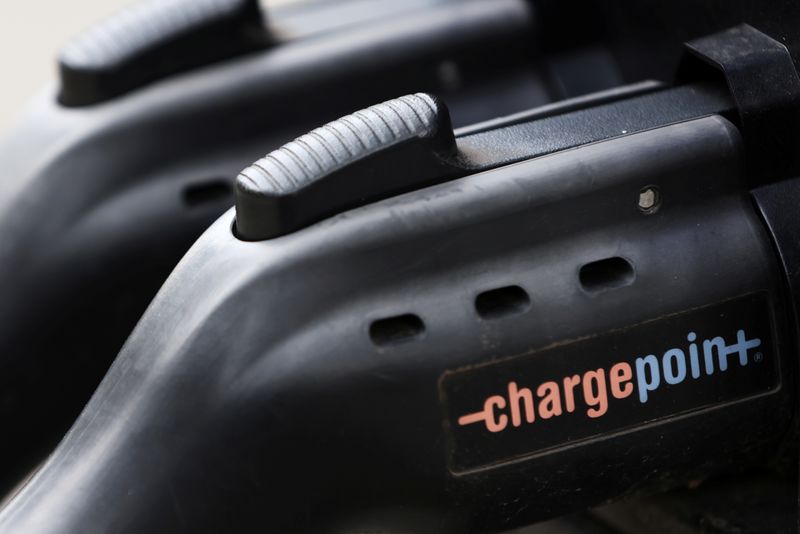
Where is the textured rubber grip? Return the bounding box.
[239,93,442,195]
[59,0,267,107]
[235,93,461,240]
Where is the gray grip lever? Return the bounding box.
[235,93,463,241]
[59,0,269,106]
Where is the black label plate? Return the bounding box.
[440,293,779,473]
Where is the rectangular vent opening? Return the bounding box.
[369,314,425,347]
[475,285,530,320]
[579,257,635,294]
[183,179,233,208]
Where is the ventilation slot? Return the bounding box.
[183,179,233,208]
[475,285,530,320]
[369,314,425,347]
[579,257,635,294]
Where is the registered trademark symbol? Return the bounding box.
[753,352,764,363]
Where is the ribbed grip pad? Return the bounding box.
[58,0,267,106]
[61,0,253,69]
[235,93,460,241]
[239,94,441,195]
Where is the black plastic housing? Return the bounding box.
[0,0,552,492]
[0,113,791,533]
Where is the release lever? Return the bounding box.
[59,0,269,107]
[234,93,463,241]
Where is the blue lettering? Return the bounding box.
[663,348,687,384]
[636,355,660,403]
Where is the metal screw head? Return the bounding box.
[638,186,661,214]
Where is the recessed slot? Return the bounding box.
[182,179,233,208]
[475,285,530,320]
[579,257,635,294]
[369,314,425,346]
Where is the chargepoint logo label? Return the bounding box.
[439,293,779,473]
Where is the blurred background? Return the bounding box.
[0,0,303,135]
[0,1,130,134]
